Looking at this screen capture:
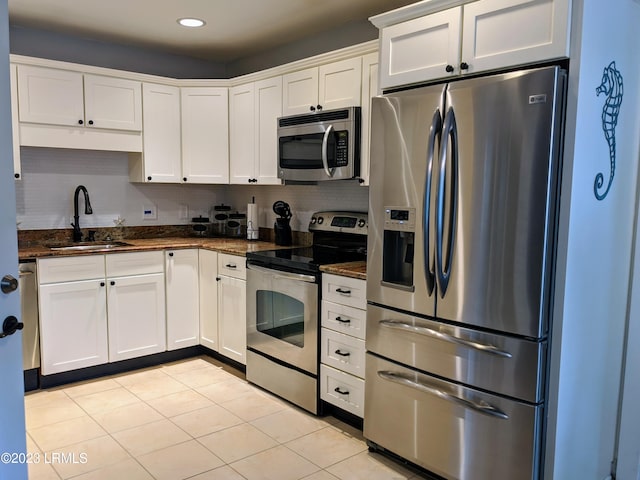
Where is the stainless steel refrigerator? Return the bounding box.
[365,66,565,480]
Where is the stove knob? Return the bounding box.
[317,216,324,225]
[310,217,317,224]
[358,219,366,228]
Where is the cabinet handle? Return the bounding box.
[445,64,454,73]
[334,387,349,395]
[78,119,84,125]
[460,62,469,71]
[334,349,351,357]
[225,263,237,269]
[335,288,351,296]
[88,120,94,125]
[110,281,115,286]
[100,282,105,287]
[335,316,351,324]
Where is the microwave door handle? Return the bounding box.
[321,124,336,177]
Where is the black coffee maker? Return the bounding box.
[273,201,292,246]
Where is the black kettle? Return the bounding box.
[273,201,292,246]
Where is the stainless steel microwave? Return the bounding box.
[277,106,361,182]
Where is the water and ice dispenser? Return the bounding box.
[382,207,415,289]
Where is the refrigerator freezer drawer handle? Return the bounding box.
[377,370,509,420]
[321,124,336,177]
[379,320,513,358]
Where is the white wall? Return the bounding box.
[15,146,370,232]
[545,1,640,479]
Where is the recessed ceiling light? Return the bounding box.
[178,18,206,28]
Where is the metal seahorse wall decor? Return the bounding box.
[594,61,624,201]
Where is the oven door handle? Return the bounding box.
[247,264,317,283]
[321,124,336,178]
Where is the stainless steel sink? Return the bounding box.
[47,241,132,251]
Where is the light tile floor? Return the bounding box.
[25,356,424,480]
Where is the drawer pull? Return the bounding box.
[334,387,350,395]
[225,263,237,269]
[334,349,351,357]
[335,288,351,296]
[379,320,512,358]
[378,371,509,420]
[335,316,351,324]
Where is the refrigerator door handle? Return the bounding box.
[377,370,509,420]
[379,319,513,358]
[423,109,442,295]
[435,107,459,297]
[321,124,336,177]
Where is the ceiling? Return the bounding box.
[8,0,417,62]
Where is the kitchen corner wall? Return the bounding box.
[15,147,369,232]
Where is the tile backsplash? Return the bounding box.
[15,147,369,232]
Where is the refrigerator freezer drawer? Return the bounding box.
[364,354,542,480]
[366,304,546,403]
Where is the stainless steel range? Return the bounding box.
[246,211,367,414]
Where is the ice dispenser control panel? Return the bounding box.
[384,207,416,232]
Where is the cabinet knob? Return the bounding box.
[309,105,316,112]
[14,173,20,179]
[183,177,187,182]
[460,62,469,71]
[445,64,454,73]
[110,281,116,286]
[316,105,322,111]
[100,282,105,287]
[1,275,18,294]
[147,176,152,181]
[169,252,174,257]
[216,277,221,282]
[78,119,84,125]
[0,316,23,339]
[88,120,94,125]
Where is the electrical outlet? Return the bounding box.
[142,204,157,220]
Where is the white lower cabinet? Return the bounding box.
[198,249,219,351]
[39,277,108,375]
[217,253,247,365]
[320,273,367,417]
[165,249,200,350]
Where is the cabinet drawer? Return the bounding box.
[321,300,366,340]
[322,273,366,310]
[218,253,246,280]
[38,255,105,284]
[320,364,365,418]
[321,328,366,379]
[106,251,164,277]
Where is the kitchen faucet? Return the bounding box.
[71,185,93,242]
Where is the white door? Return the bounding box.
[359,52,379,187]
[0,4,27,475]
[83,74,142,131]
[282,67,318,116]
[218,275,246,364]
[255,76,283,185]
[166,250,200,350]
[318,57,362,111]
[199,249,218,351]
[229,82,256,184]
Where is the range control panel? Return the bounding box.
[309,211,368,234]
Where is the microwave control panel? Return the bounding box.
[335,131,349,166]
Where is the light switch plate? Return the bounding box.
[142,204,157,220]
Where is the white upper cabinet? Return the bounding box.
[131,82,182,183]
[17,65,142,131]
[379,7,462,89]
[229,76,283,185]
[181,87,229,184]
[283,57,362,116]
[359,52,379,187]
[375,0,571,89]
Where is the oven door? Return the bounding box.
[247,264,318,375]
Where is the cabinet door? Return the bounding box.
[359,53,379,187]
[16,65,84,126]
[229,83,256,184]
[83,74,142,131]
[318,57,362,111]
[166,249,200,350]
[218,275,246,365]
[199,249,218,351]
[38,279,108,375]
[254,76,283,185]
[181,87,229,184]
[139,83,182,183]
[379,7,462,89]
[461,0,570,75]
[282,67,319,116]
[9,64,20,180]
[107,273,166,362]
